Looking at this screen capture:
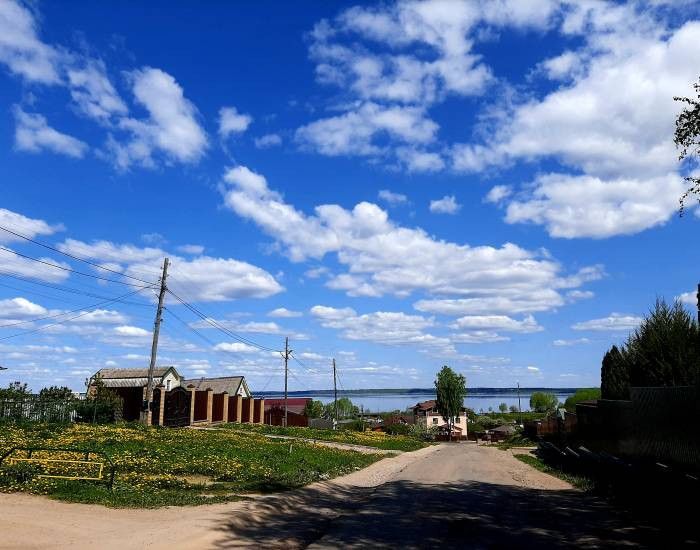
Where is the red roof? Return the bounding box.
[264,398,311,415]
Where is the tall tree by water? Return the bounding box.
[434,366,467,441]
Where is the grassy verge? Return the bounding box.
[0,422,382,508]
[222,423,429,452]
[515,453,594,491]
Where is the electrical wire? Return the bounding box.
[0,246,156,289]
[166,288,282,353]
[0,287,149,341]
[0,225,156,285]
[0,269,154,307]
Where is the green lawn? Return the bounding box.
[515,453,594,491]
[224,423,430,452]
[0,422,383,508]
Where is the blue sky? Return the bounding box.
[1,0,699,392]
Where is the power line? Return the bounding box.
[0,225,155,285]
[166,289,281,353]
[0,287,149,341]
[0,246,156,289]
[0,269,154,307]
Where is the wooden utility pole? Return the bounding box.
[517,381,522,426]
[143,257,169,425]
[333,358,338,428]
[283,337,291,427]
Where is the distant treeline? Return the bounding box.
[261,387,582,397]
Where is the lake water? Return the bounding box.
[261,389,577,414]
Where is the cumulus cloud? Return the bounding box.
[377,189,408,206]
[0,297,48,320]
[67,60,128,122]
[107,67,207,169]
[553,337,591,346]
[57,238,283,302]
[254,133,282,148]
[429,195,461,215]
[221,165,601,309]
[296,102,438,157]
[450,314,543,333]
[268,308,302,318]
[13,107,87,158]
[572,313,642,331]
[484,185,512,204]
[0,208,63,244]
[219,106,252,138]
[213,342,258,354]
[452,7,700,237]
[0,0,60,84]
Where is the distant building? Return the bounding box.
[88,367,258,426]
[263,397,311,427]
[412,399,468,440]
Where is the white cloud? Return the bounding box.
[429,195,461,215]
[58,238,283,302]
[254,133,282,148]
[268,307,302,318]
[0,208,63,244]
[377,189,408,206]
[219,106,252,138]
[176,244,204,255]
[222,165,600,309]
[213,342,258,354]
[527,366,540,372]
[296,102,438,157]
[484,185,512,204]
[13,107,87,158]
[553,337,591,346]
[572,313,642,332]
[0,0,60,84]
[677,290,696,306]
[0,246,70,283]
[70,309,129,325]
[108,67,207,169]
[453,14,700,237]
[67,60,128,122]
[113,325,150,337]
[0,297,47,320]
[396,147,445,172]
[450,314,543,333]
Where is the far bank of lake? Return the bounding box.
[261,388,579,414]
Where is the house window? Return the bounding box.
[166,380,171,391]
[432,418,438,425]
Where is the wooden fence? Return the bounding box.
[0,398,78,423]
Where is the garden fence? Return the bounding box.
[0,398,78,423]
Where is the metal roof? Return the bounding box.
[96,367,176,379]
[183,376,249,396]
[100,377,162,388]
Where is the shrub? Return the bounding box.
[563,388,601,411]
[529,392,559,413]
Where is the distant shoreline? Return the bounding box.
[261,387,585,397]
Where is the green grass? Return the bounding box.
[0,422,382,507]
[515,454,595,491]
[223,423,430,452]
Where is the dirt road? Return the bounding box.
[0,443,673,548]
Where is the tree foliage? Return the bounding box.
[674,78,700,213]
[563,388,601,411]
[0,381,31,400]
[38,386,74,400]
[601,345,630,400]
[600,299,700,399]
[303,399,325,419]
[498,402,508,413]
[434,365,467,441]
[529,391,559,413]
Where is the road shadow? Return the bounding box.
[210,479,696,549]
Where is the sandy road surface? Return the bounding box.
[0,443,671,549]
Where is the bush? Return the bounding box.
[75,400,120,424]
[563,388,601,411]
[530,392,559,413]
[385,423,411,435]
